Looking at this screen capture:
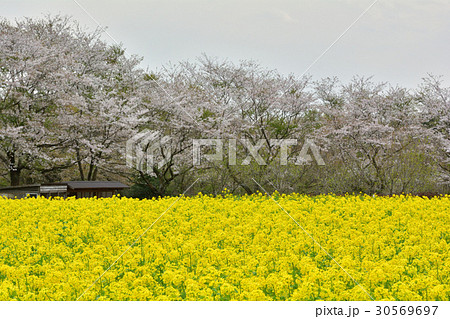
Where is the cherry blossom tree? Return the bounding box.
[0,16,147,185]
[316,77,433,194]
[135,57,320,195]
[0,16,76,185]
[417,75,450,186]
[59,44,148,181]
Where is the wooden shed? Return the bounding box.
[0,181,129,199]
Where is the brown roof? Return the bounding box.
[42,181,129,190]
[0,181,129,192]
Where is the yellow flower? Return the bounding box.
[0,194,448,300]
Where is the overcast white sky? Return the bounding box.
[2,0,449,88]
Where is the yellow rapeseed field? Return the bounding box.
[0,193,448,301]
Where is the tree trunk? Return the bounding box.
[76,147,85,180]
[87,162,97,181]
[77,160,85,181]
[91,166,98,181]
[8,151,21,186]
[10,168,21,186]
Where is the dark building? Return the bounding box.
[0,181,129,199]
